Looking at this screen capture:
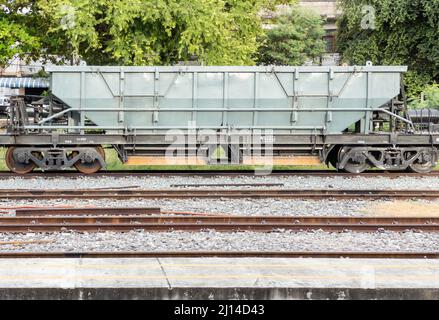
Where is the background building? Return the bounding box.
[262,0,340,65]
[299,0,339,54]
[0,57,50,100]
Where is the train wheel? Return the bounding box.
[343,160,370,174]
[408,162,434,173]
[339,147,370,174]
[326,146,340,169]
[408,159,435,173]
[5,147,36,174]
[73,146,106,174]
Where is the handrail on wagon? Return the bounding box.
[34,106,413,129]
[37,108,73,125]
[379,108,413,126]
[38,107,413,113]
[23,124,327,130]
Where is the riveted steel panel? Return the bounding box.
[46,65,407,134]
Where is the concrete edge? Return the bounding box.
[1,287,438,300]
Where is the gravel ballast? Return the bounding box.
[0,175,439,190]
[0,229,437,252]
[0,175,438,254]
[0,198,433,217]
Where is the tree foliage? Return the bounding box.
[409,84,439,109]
[1,0,293,67]
[0,16,40,67]
[257,5,325,66]
[337,0,439,98]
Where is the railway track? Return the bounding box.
[0,211,438,233]
[0,170,439,178]
[1,188,439,200]
[14,207,162,216]
[0,251,437,259]
[1,208,438,260]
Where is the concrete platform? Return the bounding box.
[0,257,438,299]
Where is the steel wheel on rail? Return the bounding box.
[326,146,341,169]
[408,151,436,173]
[5,147,36,174]
[73,146,106,174]
[339,147,370,174]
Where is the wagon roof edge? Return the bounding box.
[44,65,408,73]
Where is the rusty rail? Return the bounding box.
[15,207,161,216]
[170,183,285,187]
[0,251,437,259]
[1,170,439,179]
[0,214,438,233]
[1,188,439,200]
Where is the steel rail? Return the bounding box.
[15,207,161,216]
[0,223,436,233]
[0,251,437,259]
[0,215,438,232]
[0,188,439,200]
[0,170,439,179]
[169,183,285,187]
[7,215,439,225]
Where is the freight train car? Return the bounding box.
[0,64,438,174]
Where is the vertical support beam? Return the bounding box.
[327,68,334,125]
[152,68,160,130]
[192,72,198,123]
[364,71,372,134]
[75,71,85,133]
[222,72,229,127]
[291,69,299,125]
[389,96,394,133]
[253,72,259,129]
[118,68,125,124]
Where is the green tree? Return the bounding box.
[409,84,439,109]
[0,16,40,68]
[1,0,293,67]
[337,0,439,98]
[257,6,326,66]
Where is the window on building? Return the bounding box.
[323,34,336,53]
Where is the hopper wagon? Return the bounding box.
[1,63,438,174]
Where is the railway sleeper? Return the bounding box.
[5,146,106,174]
[337,146,438,173]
